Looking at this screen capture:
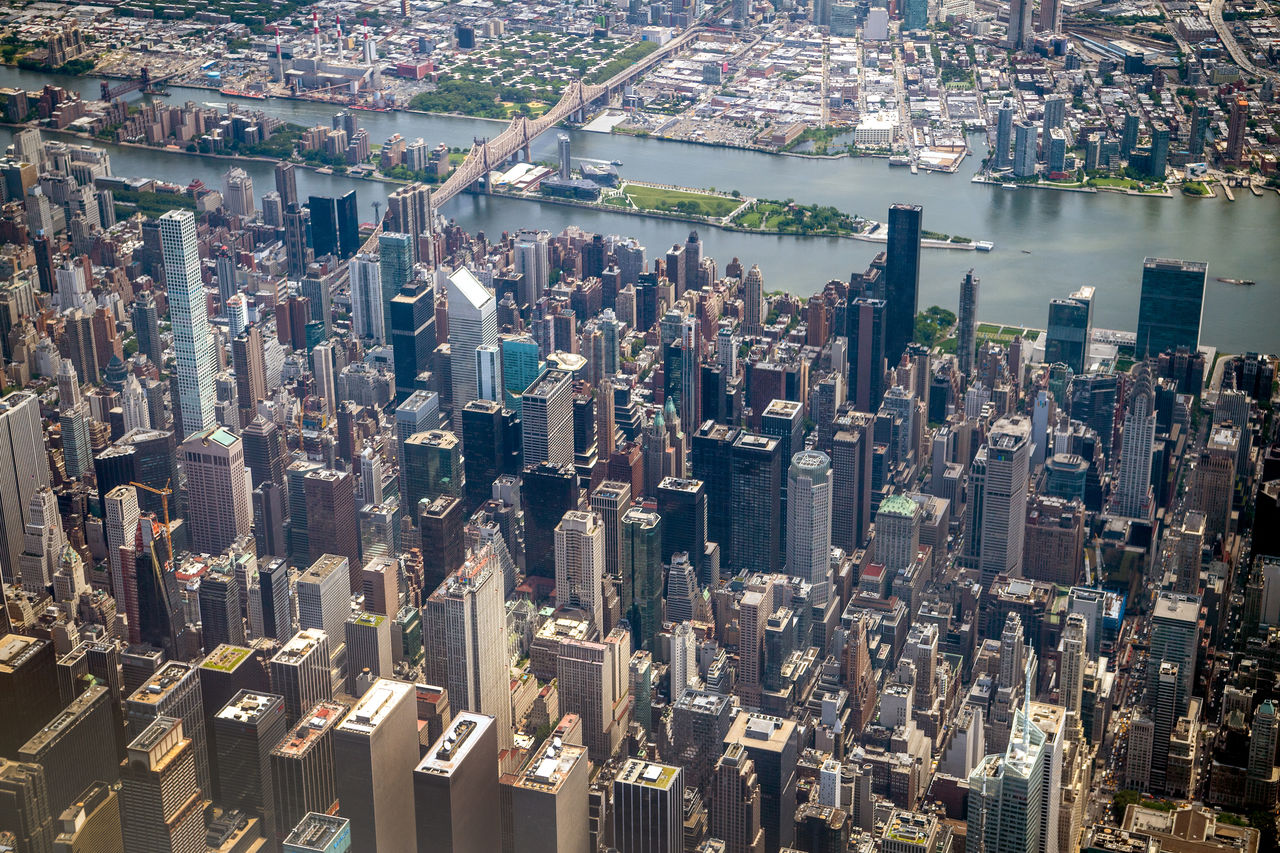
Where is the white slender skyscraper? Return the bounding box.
[349,253,386,343]
[555,510,606,637]
[160,210,217,438]
[1114,361,1156,518]
[446,266,499,410]
[786,451,833,604]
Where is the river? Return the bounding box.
[4,66,1279,353]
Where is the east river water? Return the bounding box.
[4,66,1279,352]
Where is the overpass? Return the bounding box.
[428,22,710,210]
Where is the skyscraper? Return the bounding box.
[333,679,418,852]
[847,297,887,413]
[884,204,922,369]
[125,661,212,797]
[831,417,873,552]
[1013,121,1038,177]
[621,506,663,652]
[378,232,414,336]
[344,611,393,694]
[390,279,437,403]
[446,267,499,411]
[522,462,579,580]
[967,416,1031,586]
[159,210,216,438]
[612,759,685,853]
[967,704,1049,853]
[995,97,1015,168]
[180,425,251,556]
[786,451,833,604]
[655,477,708,574]
[422,546,514,749]
[1007,0,1033,49]
[510,735,590,853]
[875,493,921,575]
[402,429,463,510]
[270,630,334,725]
[197,566,245,650]
[1114,362,1156,518]
[1136,258,1207,357]
[213,691,287,845]
[957,270,979,380]
[591,480,633,576]
[710,743,765,853]
[1044,287,1093,374]
[349,254,385,343]
[1060,613,1087,717]
[555,510,606,636]
[730,433,782,573]
[271,700,344,837]
[521,368,574,467]
[304,470,360,572]
[119,717,205,853]
[743,264,766,337]
[724,712,799,851]
[413,712,500,852]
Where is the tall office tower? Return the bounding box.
[787,452,833,603]
[271,631,334,725]
[591,481,633,576]
[360,555,399,617]
[1007,0,1033,48]
[612,759,685,853]
[847,297,887,413]
[17,487,65,591]
[181,425,251,555]
[349,255,385,343]
[50,779,124,853]
[333,679,418,852]
[242,418,285,492]
[402,429,463,510]
[125,662,211,797]
[876,493,921,575]
[742,264,765,337]
[678,316,702,430]
[1247,701,1279,805]
[0,392,51,582]
[967,416,1031,586]
[307,195,338,259]
[272,701,344,836]
[1191,426,1239,536]
[0,758,56,853]
[460,400,517,511]
[502,334,542,404]
[556,510,606,636]
[274,162,298,208]
[993,96,1016,169]
[621,506,663,652]
[396,391,440,489]
[198,566,245,649]
[957,269,979,380]
[1136,258,1207,357]
[1225,97,1249,163]
[884,204,922,369]
[1114,362,1156,518]
[1044,287,1093,375]
[510,736,590,853]
[1013,121,1038,177]
[0,635,61,760]
[213,691,286,845]
[1060,613,1087,717]
[730,433,782,573]
[122,373,152,432]
[378,232,413,334]
[1147,592,1199,720]
[17,685,118,818]
[231,326,267,428]
[222,167,255,218]
[159,210,216,439]
[132,291,162,367]
[283,203,309,280]
[691,423,737,561]
[390,279,437,404]
[667,689,732,795]
[967,703,1049,853]
[119,717,205,853]
[423,547,514,749]
[831,415,873,552]
[413,712,499,852]
[446,267,499,410]
[558,628,632,762]
[656,477,707,569]
[522,462,579,580]
[1171,512,1205,595]
[710,743,765,853]
[724,713,799,851]
[304,470,360,572]
[419,495,465,593]
[344,611,393,694]
[513,230,550,308]
[521,368,573,467]
[298,554,351,641]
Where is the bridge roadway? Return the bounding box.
[429,21,712,209]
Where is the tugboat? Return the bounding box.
[611,159,623,166]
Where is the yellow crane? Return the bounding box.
[130,480,174,565]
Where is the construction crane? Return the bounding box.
[130,480,174,565]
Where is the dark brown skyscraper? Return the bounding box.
[304,469,360,583]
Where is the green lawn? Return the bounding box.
[622,184,739,218]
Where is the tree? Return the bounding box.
[1111,790,1141,824]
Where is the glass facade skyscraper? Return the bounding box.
[159,210,216,438]
[884,203,921,369]
[1136,257,1206,357]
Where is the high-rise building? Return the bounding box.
[591,480,633,576]
[1136,258,1207,358]
[413,712,499,852]
[378,232,413,334]
[730,433,782,573]
[786,452,833,603]
[50,779,124,853]
[132,291,163,368]
[0,757,56,853]
[966,416,1031,586]
[1190,425,1239,537]
[159,210,216,439]
[422,547,514,749]
[213,691,287,845]
[875,493,921,575]
[390,280,437,403]
[557,628,632,762]
[1007,0,1033,49]
[521,368,573,467]
[125,662,211,797]
[612,759,685,853]
[1226,97,1249,163]
[847,297,887,413]
[1114,362,1156,518]
[1044,287,1093,374]
[333,679,418,852]
[231,325,267,429]
[710,743,765,853]
[402,429,463,511]
[270,631,336,729]
[522,463,579,580]
[0,634,63,760]
[621,506,663,652]
[1060,613,1087,717]
[349,254,385,344]
[555,510,606,636]
[198,566,245,650]
[967,704,1050,853]
[18,486,66,592]
[742,265,765,337]
[957,270,979,379]
[1147,592,1199,720]
[17,685,118,818]
[655,477,708,574]
[304,470,360,572]
[724,713,799,851]
[1013,121,1038,177]
[510,736,590,853]
[884,204,922,368]
[344,611,393,694]
[460,400,519,511]
[119,717,205,853]
[831,415,873,552]
[271,701,345,837]
[446,267,499,410]
[0,392,52,582]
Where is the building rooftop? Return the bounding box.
[417,712,492,777]
[1153,592,1200,624]
[127,661,193,706]
[0,634,46,672]
[726,711,796,752]
[762,399,802,417]
[348,611,386,629]
[216,691,284,724]
[525,368,570,399]
[272,702,346,759]
[200,644,253,673]
[513,736,586,794]
[616,758,681,791]
[878,493,919,518]
[337,678,411,735]
[657,477,704,494]
[20,685,107,754]
[447,266,493,311]
[282,813,351,852]
[300,554,347,584]
[272,629,328,666]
